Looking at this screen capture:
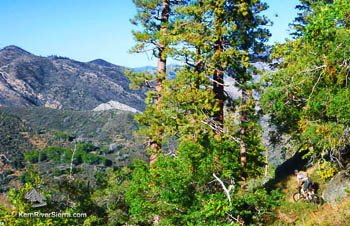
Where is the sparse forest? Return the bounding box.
[1,0,350,225]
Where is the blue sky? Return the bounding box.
[0,0,300,68]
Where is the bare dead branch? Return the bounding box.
[200,117,240,143]
[185,55,195,67]
[227,213,244,226]
[213,173,232,203]
[213,174,242,225]
[299,64,327,74]
[208,77,229,87]
[308,72,323,101]
[69,143,77,179]
[135,46,158,53]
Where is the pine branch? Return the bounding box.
[200,117,240,143]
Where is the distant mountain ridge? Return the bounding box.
[0,45,146,111]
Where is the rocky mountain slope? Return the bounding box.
[0,45,146,111]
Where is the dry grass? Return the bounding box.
[300,197,350,226]
[29,135,47,149]
[0,193,10,208]
[272,165,350,225]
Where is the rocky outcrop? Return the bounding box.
[93,100,139,113]
[109,143,123,152]
[322,171,350,202]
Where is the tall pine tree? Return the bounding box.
[127,0,178,165]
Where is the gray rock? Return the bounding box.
[322,171,350,202]
[75,136,86,143]
[109,143,122,152]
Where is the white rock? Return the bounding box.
[92,100,139,113]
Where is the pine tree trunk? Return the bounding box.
[149,0,169,167]
[212,2,225,130]
[240,89,249,189]
[213,39,224,130]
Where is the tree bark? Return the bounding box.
[213,37,225,130]
[149,0,170,167]
[240,89,249,189]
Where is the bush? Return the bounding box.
[77,143,96,153]
[53,168,63,177]
[44,146,66,162]
[83,153,100,164]
[102,158,113,167]
[24,150,39,163]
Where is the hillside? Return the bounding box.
[0,106,146,162]
[0,106,147,194]
[0,45,146,111]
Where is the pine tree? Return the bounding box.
[206,0,270,185]
[127,0,178,166]
[149,0,270,187]
[124,1,271,224]
[290,0,334,38]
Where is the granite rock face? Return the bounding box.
[93,100,139,113]
[322,171,350,202]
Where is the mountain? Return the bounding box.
[133,65,157,73]
[133,64,179,79]
[0,45,146,111]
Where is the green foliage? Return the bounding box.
[77,143,96,153]
[122,0,273,224]
[0,169,81,225]
[290,0,334,38]
[23,144,109,167]
[102,158,113,167]
[0,112,33,170]
[54,131,74,141]
[24,150,39,163]
[92,167,132,225]
[45,146,65,162]
[318,161,338,180]
[261,0,350,177]
[120,136,276,225]
[93,153,281,225]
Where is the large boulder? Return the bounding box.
[322,171,350,202]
